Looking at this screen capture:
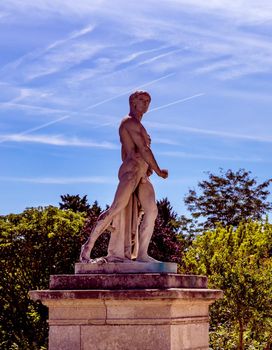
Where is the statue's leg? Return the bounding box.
[80,173,140,262]
[136,180,160,262]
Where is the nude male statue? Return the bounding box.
[80,91,168,263]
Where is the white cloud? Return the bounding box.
[159,151,266,163]
[26,42,102,81]
[46,24,95,51]
[0,0,104,18]
[1,24,99,81]
[171,0,272,24]
[84,72,175,110]
[0,133,118,149]
[217,89,272,103]
[152,138,180,146]
[146,122,272,143]
[0,176,116,184]
[2,24,95,72]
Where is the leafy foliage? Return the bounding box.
[59,194,90,213]
[0,207,85,350]
[148,198,184,264]
[182,221,272,349]
[184,169,272,229]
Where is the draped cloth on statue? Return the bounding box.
[107,189,144,261]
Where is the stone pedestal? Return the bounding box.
[30,263,222,350]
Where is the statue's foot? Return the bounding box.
[136,255,161,263]
[79,244,91,263]
[106,255,130,263]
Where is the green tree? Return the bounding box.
[0,206,85,350]
[182,221,272,349]
[184,169,272,230]
[148,198,184,264]
[59,194,90,213]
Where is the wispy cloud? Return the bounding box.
[148,93,205,113]
[217,89,272,103]
[0,176,116,184]
[152,138,180,146]
[174,0,272,24]
[0,101,71,114]
[65,45,175,85]
[159,151,267,163]
[146,122,272,143]
[47,24,95,51]
[0,72,176,144]
[26,43,102,81]
[135,48,184,68]
[1,24,95,72]
[85,72,175,110]
[118,45,171,65]
[0,116,71,144]
[1,24,98,81]
[0,133,118,149]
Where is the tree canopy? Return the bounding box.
[184,168,272,229]
[0,206,85,350]
[59,194,90,213]
[183,221,272,349]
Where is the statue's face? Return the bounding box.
[133,94,151,114]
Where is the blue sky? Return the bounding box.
[1,0,272,215]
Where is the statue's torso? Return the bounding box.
[118,116,150,179]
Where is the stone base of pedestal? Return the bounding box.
[30,272,222,350]
[75,261,177,274]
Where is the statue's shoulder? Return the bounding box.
[120,116,140,130]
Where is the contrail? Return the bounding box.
[136,48,183,68]
[148,93,205,113]
[95,92,205,128]
[0,115,70,143]
[46,24,95,51]
[84,72,175,110]
[0,73,176,143]
[0,87,205,143]
[1,24,95,73]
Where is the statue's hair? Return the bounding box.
[129,91,151,106]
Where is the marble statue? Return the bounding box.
[80,91,168,263]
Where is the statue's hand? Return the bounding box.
[158,169,168,179]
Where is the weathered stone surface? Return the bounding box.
[75,261,177,274]
[30,269,223,350]
[81,324,171,350]
[29,289,223,350]
[50,273,207,290]
[30,288,222,302]
[49,326,80,350]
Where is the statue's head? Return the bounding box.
[129,91,151,112]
